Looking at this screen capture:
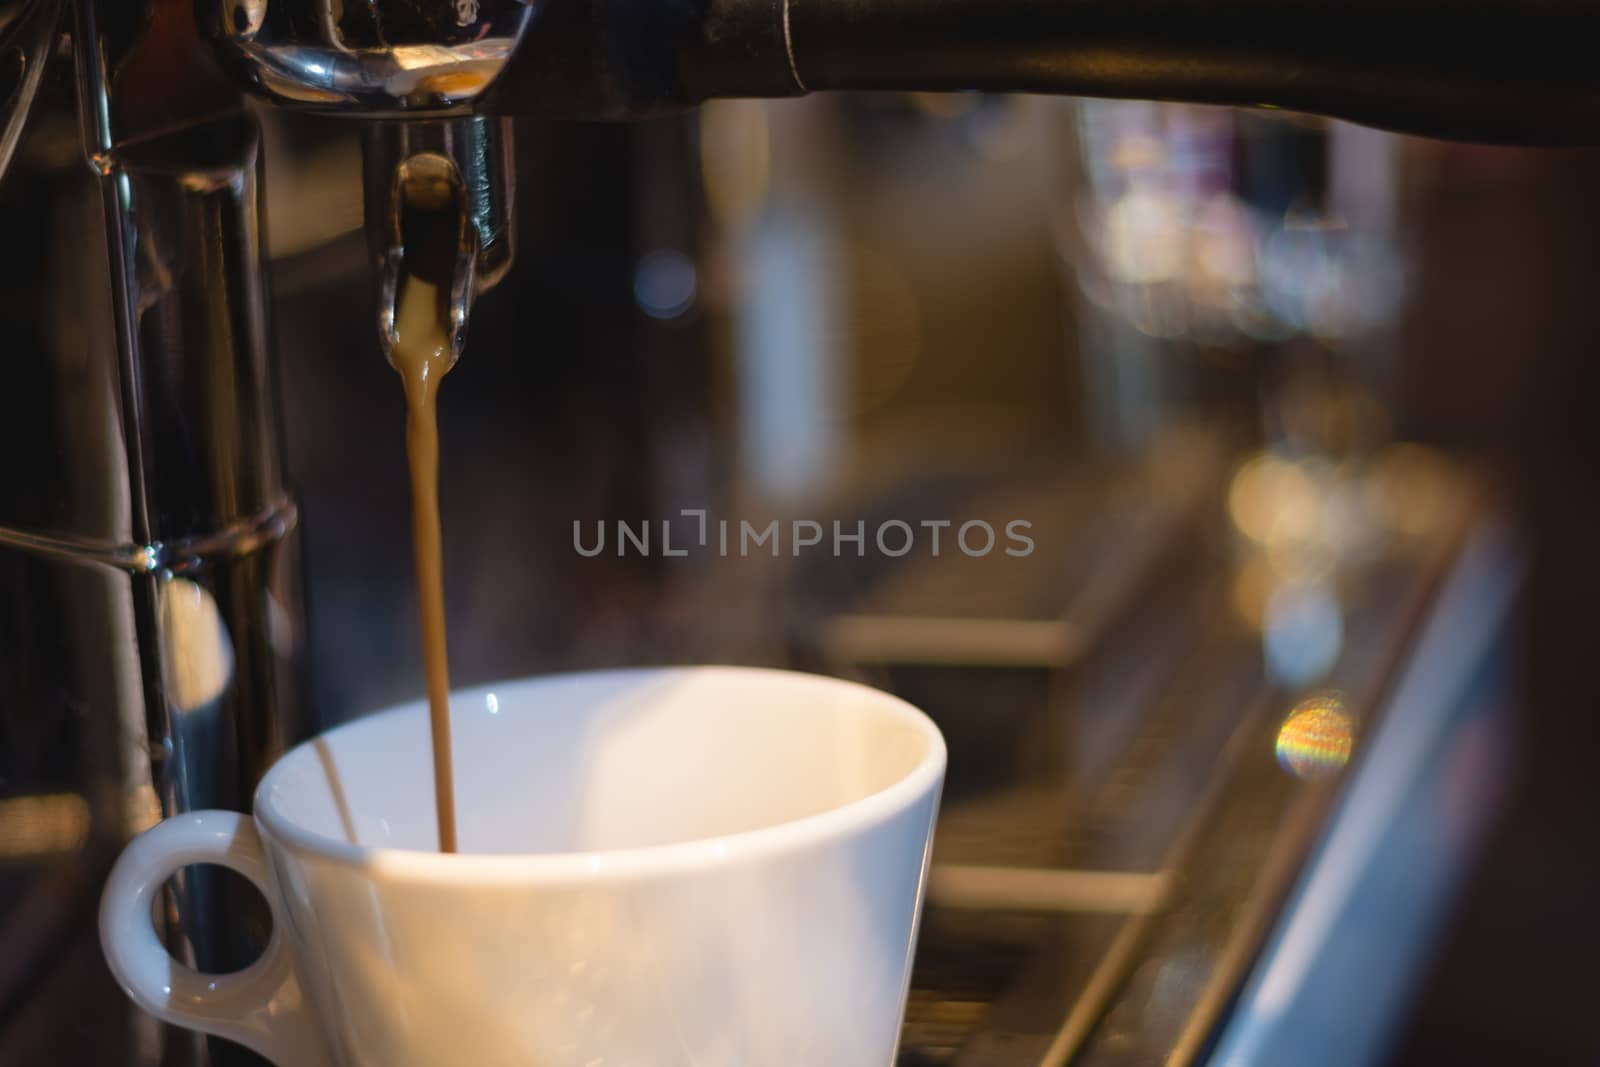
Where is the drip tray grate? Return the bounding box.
[898,913,1059,1065]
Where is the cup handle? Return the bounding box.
[99,810,336,1067]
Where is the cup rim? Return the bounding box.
[253,665,947,885]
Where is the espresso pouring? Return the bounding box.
[389,171,462,853]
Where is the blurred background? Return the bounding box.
[5,86,1600,1064]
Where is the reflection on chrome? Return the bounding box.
[1276,692,1355,781]
[125,784,163,837]
[159,577,237,714]
[0,793,90,858]
[211,0,532,112]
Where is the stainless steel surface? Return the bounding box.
[0,0,57,182]
[90,108,305,813]
[0,90,149,1063]
[0,10,1557,1062]
[74,0,244,161]
[871,454,1483,1066]
[206,0,534,113]
[364,115,516,364]
[0,5,309,1063]
[1208,526,1519,1067]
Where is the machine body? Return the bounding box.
[0,1,1596,1064]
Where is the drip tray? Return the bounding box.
[834,462,1479,1066]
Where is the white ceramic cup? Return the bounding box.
[99,666,946,1067]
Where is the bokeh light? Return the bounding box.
[1276,692,1355,780]
[1229,452,1321,545]
[159,576,235,713]
[1264,580,1343,684]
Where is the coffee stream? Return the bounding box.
[390,174,461,853]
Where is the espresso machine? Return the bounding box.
[1,1,1598,1065]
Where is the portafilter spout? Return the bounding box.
[207,0,528,363]
[364,116,515,369]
